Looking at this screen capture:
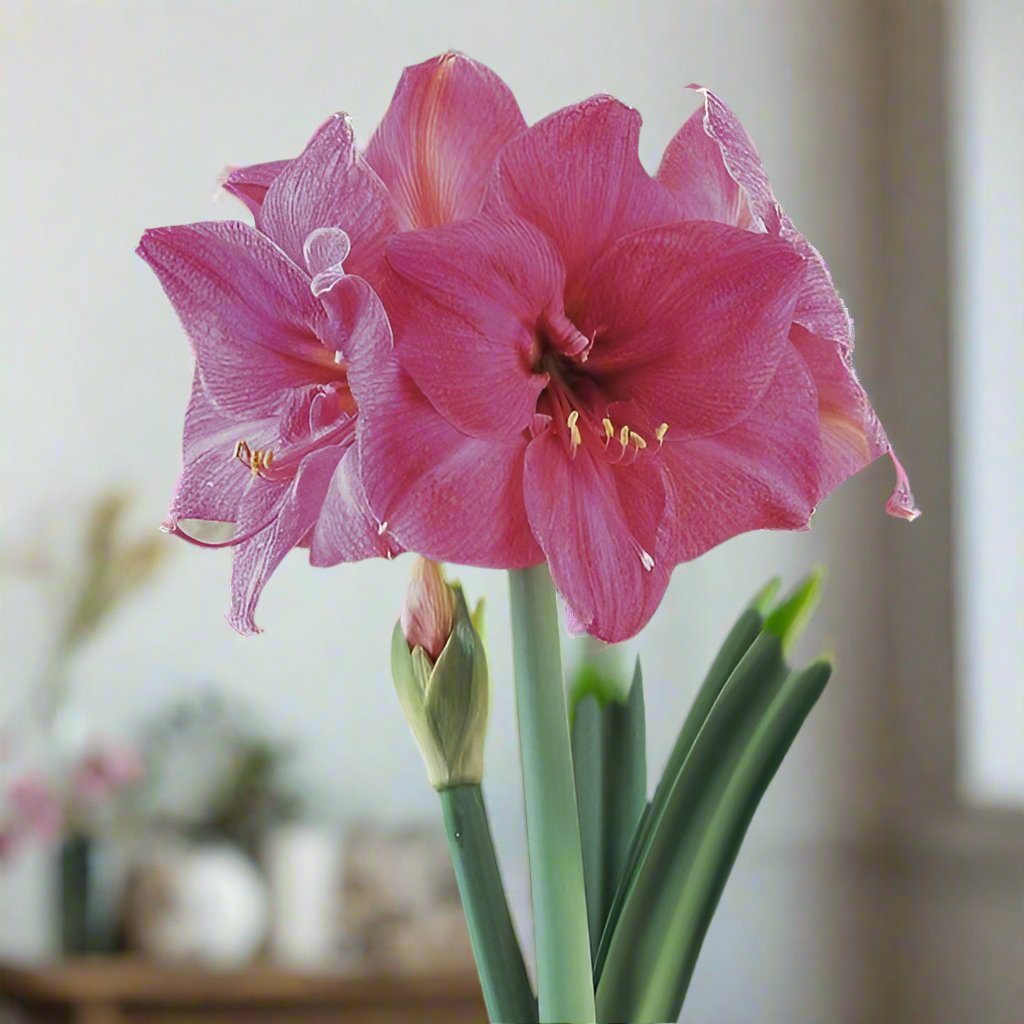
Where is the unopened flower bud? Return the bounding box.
[400,558,455,662]
[392,560,489,790]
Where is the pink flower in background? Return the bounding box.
[143,54,528,632]
[72,743,144,803]
[8,774,63,842]
[357,84,917,641]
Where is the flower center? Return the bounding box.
[535,324,668,463]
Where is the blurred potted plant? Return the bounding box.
[1,489,168,953]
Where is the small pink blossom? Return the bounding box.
[8,774,63,843]
[72,743,144,803]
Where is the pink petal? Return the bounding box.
[222,159,290,216]
[256,114,397,287]
[303,226,352,297]
[364,52,526,230]
[229,445,343,635]
[309,445,398,565]
[384,216,563,438]
[523,428,672,643]
[791,325,919,519]
[660,346,822,562]
[138,221,342,420]
[165,373,279,533]
[483,95,681,303]
[348,301,540,568]
[661,87,853,348]
[581,221,806,438]
[655,106,754,227]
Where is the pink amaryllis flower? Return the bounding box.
[355,88,917,642]
[141,54,528,632]
[139,217,395,634]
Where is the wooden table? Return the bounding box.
[0,959,486,1024]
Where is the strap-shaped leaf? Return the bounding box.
[625,660,831,1022]
[572,658,647,962]
[594,581,777,978]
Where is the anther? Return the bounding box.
[619,425,630,448]
[567,410,582,454]
[655,423,669,445]
[629,431,647,450]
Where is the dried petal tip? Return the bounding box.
[885,451,921,521]
[400,558,455,662]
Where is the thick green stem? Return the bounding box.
[509,565,595,1023]
[440,785,537,1023]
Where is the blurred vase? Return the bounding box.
[263,824,340,967]
[123,841,268,966]
[58,832,93,954]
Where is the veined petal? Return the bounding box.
[483,95,681,303]
[384,216,561,438]
[138,221,342,419]
[365,52,526,230]
[655,106,755,227]
[222,159,289,216]
[348,299,540,568]
[229,445,343,635]
[791,325,919,519]
[257,114,397,286]
[582,221,805,438]
[523,428,672,643]
[661,86,853,348]
[309,445,397,566]
[165,373,279,533]
[660,347,822,562]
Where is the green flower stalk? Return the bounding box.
[392,559,536,1024]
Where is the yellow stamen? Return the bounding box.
[233,439,275,477]
[655,422,669,445]
[629,430,647,449]
[567,410,582,453]
[602,417,614,441]
[619,425,630,448]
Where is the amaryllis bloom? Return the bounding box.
[139,220,394,634]
[355,85,917,642]
[141,53,528,632]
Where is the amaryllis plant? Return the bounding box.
[140,53,916,1024]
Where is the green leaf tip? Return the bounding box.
[749,576,783,615]
[764,567,825,652]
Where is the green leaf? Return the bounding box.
[595,629,792,1021]
[601,658,646,925]
[571,657,647,966]
[571,692,606,957]
[594,584,774,978]
[627,659,831,1022]
[764,567,824,653]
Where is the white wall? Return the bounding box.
[1,2,920,1019]
[948,0,1024,808]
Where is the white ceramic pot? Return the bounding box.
[123,841,268,967]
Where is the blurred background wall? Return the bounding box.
[1,1,1020,1021]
